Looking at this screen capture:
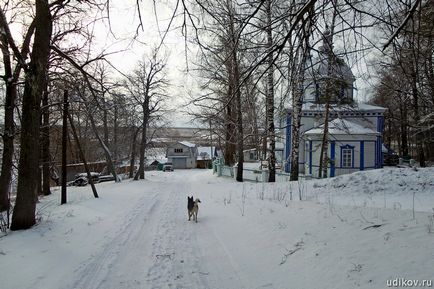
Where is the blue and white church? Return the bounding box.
[283,30,386,178]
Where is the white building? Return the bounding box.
[283,29,386,177]
[166,141,198,169]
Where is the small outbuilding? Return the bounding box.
[166,141,198,169]
[196,146,219,169]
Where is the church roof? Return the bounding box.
[305,118,379,135]
[287,102,386,113]
[305,52,355,83]
[179,141,196,148]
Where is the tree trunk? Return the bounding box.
[129,127,140,178]
[227,0,243,182]
[399,98,409,157]
[318,100,331,178]
[113,105,118,162]
[85,104,119,182]
[0,33,15,211]
[290,46,308,181]
[61,90,68,205]
[266,0,276,182]
[67,111,99,198]
[412,72,425,166]
[318,6,337,179]
[289,4,314,182]
[41,89,51,195]
[290,74,304,181]
[224,85,236,165]
[11,0,52,230]
[235,59,244,182]
[135,104,149,180]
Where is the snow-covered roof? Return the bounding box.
[145,157,167,166]
[305,118,379,135]
[179,141,196,148]
[287,102,386,113]
[355,103,387,112]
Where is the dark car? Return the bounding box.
[162,162,174,172]
[73,172,100,186]
[383,149,399,166]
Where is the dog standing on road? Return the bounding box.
[187,196,201,223]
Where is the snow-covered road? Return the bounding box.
[63,170,245,289]
[2,168,434,289]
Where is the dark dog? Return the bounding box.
[187,196,194,220]
[187,196,201,222]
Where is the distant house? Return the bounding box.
[166,141,198,169]
[243,148,259,162]
[196,146,221,169]
[243,143,283,168]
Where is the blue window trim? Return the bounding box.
[340,144,355,168]
[360,141,364,171]
[330,141,335,177]
[300,115,383,119]
[310,165,377,169]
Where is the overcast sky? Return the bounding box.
[3,0,383,127]
[91,0,198,127]
[92,1,385,127]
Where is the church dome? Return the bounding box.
[303,50,355,104]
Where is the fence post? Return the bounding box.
[261,169,269,183]
[217,163,222,177]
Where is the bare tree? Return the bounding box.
[124,50,168,180]
[7,0,52,230]
[0,5,35,212]
[265,0,276,182]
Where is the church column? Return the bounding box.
[309,140,312,175]
[376,115,384,168]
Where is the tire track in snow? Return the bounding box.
[65,192,160,289]
[145,183,210,289]
[195,219,247,289]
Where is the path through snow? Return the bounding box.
[2,168,434,289]
[63,170,244,289]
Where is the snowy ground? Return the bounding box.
[1,168,434,289]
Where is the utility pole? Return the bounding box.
[61,90,68,204]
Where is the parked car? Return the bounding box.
[162,162,174,172]
[99,174,116,182]
[73,172,100,186]
[383,149,399,166]
[73,176,88,186]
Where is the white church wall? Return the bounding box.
[364,141,376,169]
